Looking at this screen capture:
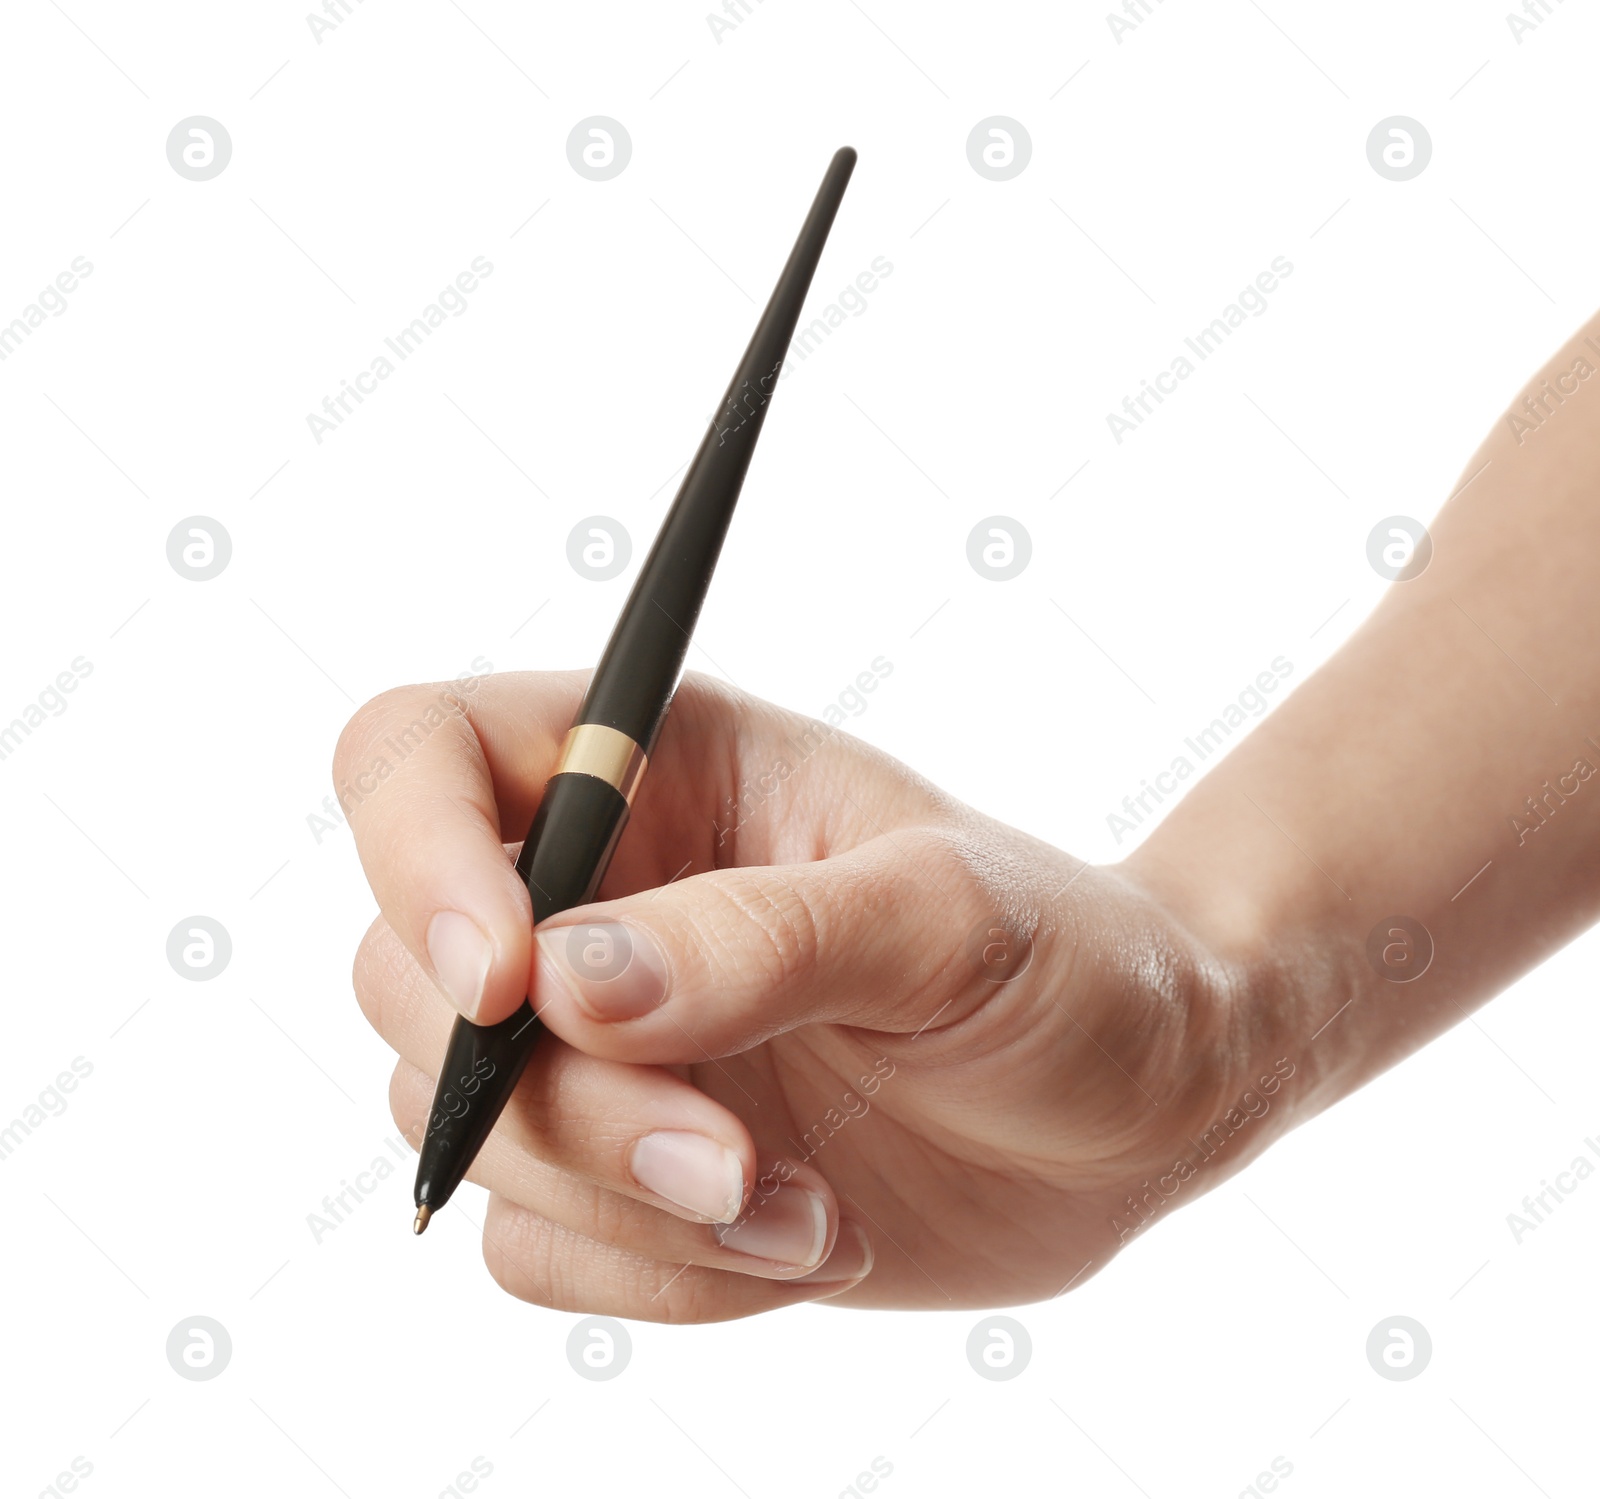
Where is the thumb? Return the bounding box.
[529,828,1028,1063]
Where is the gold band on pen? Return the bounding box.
[552,724,648,805]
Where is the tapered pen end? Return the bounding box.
[413,1204,432,1235]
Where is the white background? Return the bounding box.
[3,0,1597,1494]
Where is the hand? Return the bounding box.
[337,670,1276,1323]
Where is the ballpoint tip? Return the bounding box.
[413,1204,431,1235]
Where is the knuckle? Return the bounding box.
[706,870,823,993]
[332,685,411,788]
[650,1271,720,1325]
[586,1181,636,1246]
[907,824,989,906]
[540,1232,587,1314]
[914,823,1036,935]
[900,824,1040,1014]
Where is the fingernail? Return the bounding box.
[791,1220,873,1286]
[535,920,668,1021]
[628,1131,744,1224]
[713,1184,828,1270]
[426,910,492,1020]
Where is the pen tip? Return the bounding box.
[413,1204,432,1235]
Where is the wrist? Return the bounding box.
[1115,829,1367,1148]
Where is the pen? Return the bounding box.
[413,146,857,1232]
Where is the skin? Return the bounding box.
[338,307,1600,1324]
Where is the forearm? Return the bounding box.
[1125,307,1600,1125]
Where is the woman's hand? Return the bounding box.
[339,311,1600,1324]
[336,670,1280,1323]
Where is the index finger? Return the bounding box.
[333,669,581,1024]
[334,666,926,1027]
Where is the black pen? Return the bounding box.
[413,146,858,1232]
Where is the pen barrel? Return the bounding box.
[414,771,630,1211]
[414,147,857,1226]
[513,769,632,920]
[578,146,858,751]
